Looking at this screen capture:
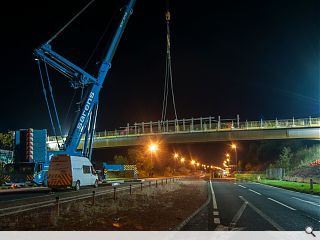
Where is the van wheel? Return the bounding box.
[75,181,80,191]
[94,180,98,188]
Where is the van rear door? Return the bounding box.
[48,155,72,188]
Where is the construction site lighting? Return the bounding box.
[174,153,179,159]
[180,157,185,163]
[191,160,196,165]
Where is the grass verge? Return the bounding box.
[235,173,320,194]
[256,179,320,194]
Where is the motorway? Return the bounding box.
[183,179,320,231]
[1,178,319,231]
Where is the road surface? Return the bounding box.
[183,179,320,231]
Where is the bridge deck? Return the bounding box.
[47,117,320,149]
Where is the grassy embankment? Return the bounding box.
[235,173,320,194]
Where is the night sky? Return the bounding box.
[0,0,319,165]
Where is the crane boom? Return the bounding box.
[34,0,136,157]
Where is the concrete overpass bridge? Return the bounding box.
[47,116,320,149]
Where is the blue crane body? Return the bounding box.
[31,0,136,187]
[34,0,135,158]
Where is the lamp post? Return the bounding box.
[231,144,237,173]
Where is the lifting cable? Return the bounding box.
[46,0,96,44]
[43,62,64,143]
[161,0,178,122]
[36,60,61,149]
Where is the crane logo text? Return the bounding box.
[77,92,95,130]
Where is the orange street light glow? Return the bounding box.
[174,153,179,158]
[180,157,185,163]
[231,144,237,149]
[149,144,158,153]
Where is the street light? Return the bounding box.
[148,143,158,177]
[231,144,238,172]
[226,153,230,158]
[174,153,179,159]
[180,157,185,163]
[149,144,158,153]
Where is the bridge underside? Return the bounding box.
[85,127,319,148]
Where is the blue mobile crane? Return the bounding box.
[33,0,136,187]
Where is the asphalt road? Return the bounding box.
[183,179,320,231]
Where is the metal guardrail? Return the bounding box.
[47,116,320,142]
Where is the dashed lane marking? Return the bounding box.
[238,184,247,189]
[291,196,320,207]
[210,181,221,226]
[248,189,262,195]
[267,197,296,211]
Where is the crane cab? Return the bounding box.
[48,154,98,190]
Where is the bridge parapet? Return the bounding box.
[48,116,320,144]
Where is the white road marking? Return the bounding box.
[238,184,247,189]
[248,189,262,195]
[209,180,218,209]
[214,218,221,224]
[267,198,296,211]
[229,198,248,227]
[239,196,284,231]
[253,181,320,199]
[213,211,219,216]
[291,196,320,207]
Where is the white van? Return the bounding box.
[48,154,98,190]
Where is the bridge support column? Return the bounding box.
[200,117,203,130]
[150,121,153,133]
[142,122,144,134]
[209,116,212,129]
[309,116,312,126]
[246,120,248,129]
[275,118,278,128]
[218,116,221,130]
[127,123,130,135]
[260,119,263,128]
[166,120,169,132]
[134,123,137,134]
